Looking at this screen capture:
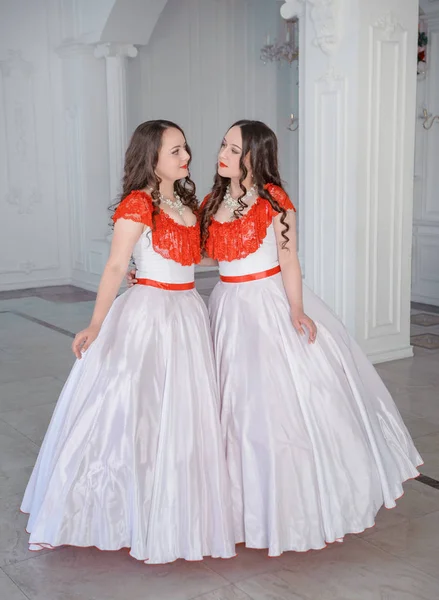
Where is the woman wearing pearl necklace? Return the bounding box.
[21,120,235,565]
[199,120,422,557]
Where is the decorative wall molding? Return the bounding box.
[64,105,87,270]
[280,0,343,55]
[5,188,42,215]
[313,68,347,320]
[0,50,42,215]
[0,49,34,77]
[0,260,59,276]
[373,10,404,40]
[308,0,343,54]
[363,13,408,340]
[317,65,344,89]
[19,260,37,275]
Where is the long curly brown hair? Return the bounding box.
[112,120,197,226]
[200,120,290,250]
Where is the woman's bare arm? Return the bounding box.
[72,219,144,357]
[273,211,317,343]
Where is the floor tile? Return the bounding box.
[273,535,439,598]
[0,411,39,502]
[0,377,63,414]
[0,568,28,599]
[410,432,439,480]
[236,572,307,599]
[3,547,228,600]
[417,473,439,490]
[203,544,282,584]
[0,287,437,599]
[0,421,38,472]
[0,464,34,501]
[359,479,439,536]
[411,313,439,327]
[0,351,74,385]
[0,494,54,567]
[362,510,439,581]
[34,285,81,295]
[0,402,55,446]
[35,287,96,303]
[385,387,439,425]
[1,333,72,359]
[375,355,439,390]
[195,278,219,293]
[400,412,439,439]
[411,333,439,350]
[411,302,439,315]
[412,345,439,357]
[0,300,93,342]
[194,585,252,600]
[0,289,39,300]
[0,285,91,302]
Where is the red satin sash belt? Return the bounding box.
[136,278,195,290]
[219,265,281,283]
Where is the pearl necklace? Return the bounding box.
[159,191,185,216]
[223,184,257,215]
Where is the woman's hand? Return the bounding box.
[72,325,100,359]
[126,269,137,287]
[291,311,317,344]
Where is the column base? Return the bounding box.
[368,345,414,364]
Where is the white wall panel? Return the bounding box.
[412,14,439,306]
[0,0,70,290]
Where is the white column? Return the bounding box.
[57,42,110,290]
[281,0,419,363]
[94,43,138,203]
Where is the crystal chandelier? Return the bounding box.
[260,18,299,65]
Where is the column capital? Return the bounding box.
[280,0,343,55]
[94,43,138,60]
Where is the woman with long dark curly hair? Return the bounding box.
[200,120,422,557]
[21,120,235,564]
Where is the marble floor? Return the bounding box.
[0,277,439,600]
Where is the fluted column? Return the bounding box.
[94,43,138,203]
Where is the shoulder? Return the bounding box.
[264,184,296,212]
[112,190,153,226]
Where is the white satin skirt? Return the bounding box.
[209,273,422,556]
[21,285,235,564]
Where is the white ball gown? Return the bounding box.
[204,184,423,557]
[21,191,235,564]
